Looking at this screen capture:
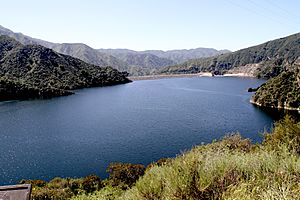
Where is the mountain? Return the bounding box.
[49,43,129,72]
[143,48,230,63]
[0,25,229,76]
[98,48,230,72]
[0,35,130,100]
[251,62,300,111]
[98,49,176,68]
[160,32,300,78]
[0,25,128,72]
[0,25,55,48]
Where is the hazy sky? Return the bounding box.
[1,0,299,51]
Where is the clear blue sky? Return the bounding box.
[1,0,299,51]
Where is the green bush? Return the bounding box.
[214,133,252,152]
[19,176,102,199]
[82,175,102,193]
[31,188,72,200]
[68,179,82,195]
[146,158,171,171]
[48,177,69,189]
[264,115,300,153]
[107,163,145,187]
[70,185,124,200]
[19,179,46,187]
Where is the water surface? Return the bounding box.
[0,77,275,184]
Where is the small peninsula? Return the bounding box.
[251,68,300,111]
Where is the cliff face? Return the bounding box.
[0,35,131,100]
[251,63,300,111]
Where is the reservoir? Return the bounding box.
[0,77,275,185]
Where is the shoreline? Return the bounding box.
[223,73,255,77]
[129,73,201,80]
[129,73,255,81]
[250,99,300,113]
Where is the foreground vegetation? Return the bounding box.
[20,116,300,199]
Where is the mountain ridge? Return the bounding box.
[0,35,130,100]
[0,25,129,71]
[0,25,229,76]
[98,48,230,64]
[160,32,300,78]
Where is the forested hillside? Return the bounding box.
[0,35,130,100]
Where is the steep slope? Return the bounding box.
[251,64,300,111]
[50,43,129,72]
[143,48,230,63]
[0,25,54,48]
[160,32,300,78]
[122,53,175,68]
[0,35,130,100]
[98,49,176,75]
[0,25,128,72]
[0,26,175,75]
[98,51,175,67]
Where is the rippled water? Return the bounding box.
[0,77,275,185]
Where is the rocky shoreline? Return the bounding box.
[250,99,300,113]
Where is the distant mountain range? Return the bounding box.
[160,32,300,79]
[98,48,230,65]
[0,25,229,76]
[0,35,130,100]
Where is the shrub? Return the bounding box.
[218,133,252,152]
[48,177,69,189]
[31,188,72,200]
[263,115,300,153]
[68,179,82,195]
[107,163,145,187]
[82,175,102,193]
[19,179,46,187]
[70,185,124,200]
[146,158,171,170]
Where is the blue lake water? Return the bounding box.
[0,77,276,185]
